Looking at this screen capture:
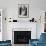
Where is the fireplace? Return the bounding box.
[14,31,31,44]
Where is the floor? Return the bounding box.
[12,44,29,46]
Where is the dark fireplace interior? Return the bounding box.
[14,31,31,44]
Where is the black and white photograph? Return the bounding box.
[18,4,29,18]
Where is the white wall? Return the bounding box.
[0,0,46,11]
[36,10,45,39]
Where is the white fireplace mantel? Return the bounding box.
[12,22,37,39]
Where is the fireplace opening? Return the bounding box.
[14,31,31,44]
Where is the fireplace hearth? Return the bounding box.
[14,31,31,44]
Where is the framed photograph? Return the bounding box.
[18,4,29,18]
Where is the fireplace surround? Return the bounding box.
[12,23,37,44]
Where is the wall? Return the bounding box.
[0,0,46,11]
[36,10,45,39]
[2,9,8,40]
